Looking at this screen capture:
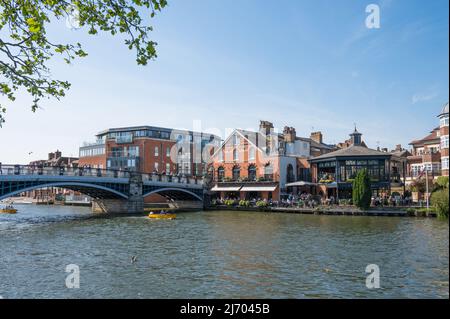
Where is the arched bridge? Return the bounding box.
[0,165,204,213]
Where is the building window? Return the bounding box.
[155,146,159,156]
[166,163,171,174]
[217,166,225,181]
[166,146,171,157]
[127,146,139,157]
[218,150,224,162]
[248,165,257,181]
[154,162,159,172]
[127,159,136,168]
[233,134,240,146]
[441,135,449,149]
[442,157,449,170]
[264,163,273,180]
[233,149,238,161]
[232,166,240,181]
[249,147,255,160]
[440,115,449,127]
[287,164,295,183]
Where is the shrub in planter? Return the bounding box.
[225,199,236,206]
[239,200,250,207]
[256,200,268,208]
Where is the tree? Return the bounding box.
[436,176,449,190]
[431,176,449,218]
[352,169,371,210]
[0,0,167,126]
[431,189,449,218]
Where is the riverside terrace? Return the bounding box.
[208,196,436,217]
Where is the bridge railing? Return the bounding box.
[142,173,203,186]
[0,165,130,179]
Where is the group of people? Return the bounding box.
[371,194,413,207]
[214,191,415,208]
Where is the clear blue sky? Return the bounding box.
[0,0,448,163]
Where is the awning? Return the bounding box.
[285,181,316,187]
[240,185,278,192]
[210,185,242,192]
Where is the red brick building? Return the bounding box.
[208,120,335,201]
[407,102,449,181]
[439,102,449,176]
[79,125,220,177]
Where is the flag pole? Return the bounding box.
[425,168,429,211]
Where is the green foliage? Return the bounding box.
[239,200,250,207]
[0,0,167,126]
[431,189,449,218]
[224,199,236,206]
[410,178,432,193]
[339,199,351,206]
[436,176,449,190]
[256,200,268,208]
[352,169,371,210]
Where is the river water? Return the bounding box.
[0,205,448,299]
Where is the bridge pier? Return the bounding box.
[92,198,144,214]
[92,172,144,214]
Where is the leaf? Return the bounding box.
[26,17,41,33]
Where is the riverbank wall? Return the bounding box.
[206,205,438,217]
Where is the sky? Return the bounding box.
[0,0,449,164]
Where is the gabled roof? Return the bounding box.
[236,129,334,150]
[310,144,392,161]
[409,128,440,146]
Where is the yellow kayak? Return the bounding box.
[1,208,18,214]
[148,213,176,220]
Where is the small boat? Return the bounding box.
[1,205,18,214]
[148,211,176,220]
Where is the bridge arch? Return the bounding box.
[0,182,129,201]
[143,187,203,201]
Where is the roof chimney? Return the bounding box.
[259,120,274,136]
[310,131,323,144]
[283,126,296,143]
[395,144,402,152]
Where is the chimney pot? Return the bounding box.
[310,131,323,144]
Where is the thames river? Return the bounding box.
[0,205,448,299]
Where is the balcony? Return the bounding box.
[214,175,275,184]
[115,135,133,144]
